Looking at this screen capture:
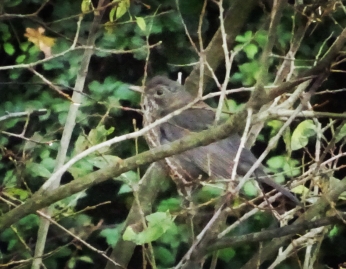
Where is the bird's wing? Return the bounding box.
[161,103,257,176]
[168,104,215,131]
[160,112,301,204]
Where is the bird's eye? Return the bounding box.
[156,89,164,96]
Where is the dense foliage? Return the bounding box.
[1,0,346,269]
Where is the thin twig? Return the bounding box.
[0,109,47,122]
[36,211,122,267]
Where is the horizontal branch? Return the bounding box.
[265,109,346,120]
[0,109,47,122]
[0,43,161,71]
[207,213,345,253]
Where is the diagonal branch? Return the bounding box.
[31,2,108,269]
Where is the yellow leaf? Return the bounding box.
[24,27,56,57]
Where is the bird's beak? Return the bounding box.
[129,85,144,93]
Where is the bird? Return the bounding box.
[135,75,300,205]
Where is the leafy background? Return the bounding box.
[1,0,346,269]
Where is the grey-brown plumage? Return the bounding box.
[141,76,300,205]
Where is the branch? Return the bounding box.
[0,109,47,122]
[104,163,168,269]
[1,18,346,238]
[269,27,346,100]
[184,0,258,95]
[1,42,345,231]
[32,1,107,268]
[207,213,345,252]
[250,0,287,110]
[240,177,346,269]
[0,107,246,231]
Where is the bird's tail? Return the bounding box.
[254,169,301,206]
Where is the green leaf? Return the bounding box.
[4,170,16,186]
[5,188,30,200]
[335,123,346,143]
[266,155,300,178]
[78,256,94,263]
[282,159,300,177]
[104,76,118,92]
[135,16,146,32]
[145,211,174,232]
[74,134,89,154]
[225,99,244,113]
[291,120,316,150]
[238,61,260,86]
[218,248,236,262]
[67,257,76,269]
[154,246,175,266]
[117,170,138,184]
[3,118,19,129]
[0,22,10,41]
[157,197,182,212]
[81,0,92,13]
[267,120,284,137]
[68,158,94,178]
[88,80,103,94]
[43,59,65,70]
[41,158,56,172]
[123,212,174,244]
[243,181,258,197]
[273,174,286,184]
[88,125,114,146]
[117,184,132,194]
[39,149,50,159]
[123,226,137,242]
[235,30,252,43]
[16,55,26,63]
[5,0,22,7]
[197,183,224,201]
[59,192,87,208]
[58,111,67,125]
[20,42,30,51]
[266,156,285,170]
[100,224,124,246]
[88,155,121,169]
[18,214,39,229]
[254,30,268,47]
[244,43,258,59]
[291,185,309,195]
[4,42,15,55]
[8,239,17,251]
[328,226,339,238]
[114,84,138,102]
[27,162,52,178]
[109,6,116,22]
[116,0,130,20]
